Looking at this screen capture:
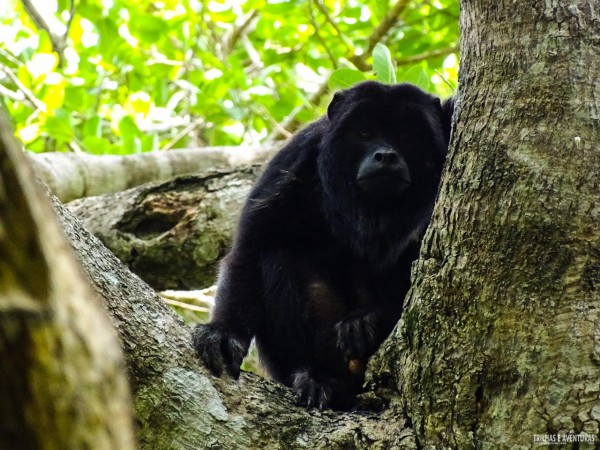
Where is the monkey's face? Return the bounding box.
[353,124,412,201]
[318,82,447,207]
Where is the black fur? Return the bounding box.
[193,81,454,410]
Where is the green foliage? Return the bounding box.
[0,0,459,153]
[372,43,396,84]
[329,68,368,89]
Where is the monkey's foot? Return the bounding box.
[292,370,332,410]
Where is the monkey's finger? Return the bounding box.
[222,337,246,379]
[294,389,305,405]
[305,380,317,410]
[204,347,226,377]
[334,321,353,358]
[350,319,366,357]
[317,385,331,410]
[361,312,377,350]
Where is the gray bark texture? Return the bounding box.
[0,110,136,449]
[67,168,259,291]
[383,1,600,448]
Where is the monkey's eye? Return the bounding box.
[357,129,374,141]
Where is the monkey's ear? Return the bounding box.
[440,96,455,144]
[327,91,347,121]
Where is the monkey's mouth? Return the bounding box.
[357,172,411,199]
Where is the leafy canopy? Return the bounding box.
[0,0,458,154]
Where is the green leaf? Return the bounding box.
[329,68,368,90]
[372,44,396,84]
[400,65,432,91]
[44,108,74,142]
[56,0,71,12]
[82,135,113,155]
[82,116,102,138]
[118,115,140,139]
[129,15,167,44]
[370,0,388,22]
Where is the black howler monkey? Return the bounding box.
[193,81,454,410]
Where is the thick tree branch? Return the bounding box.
[30,144,279,202]
[0,106,136,449]
[67,168,259,291]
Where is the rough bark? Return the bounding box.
[67,168,259,291]
[31,144,277,202]
[0,110,136,449]
[386,1,600,448]
[51,180,415,449]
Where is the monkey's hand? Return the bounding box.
[192,323,249,379]
[334,311,379,360]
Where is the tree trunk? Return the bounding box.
[0,110,136,449]
[67,168,259,291]
[389,1,600,447]
[31,145,277,202]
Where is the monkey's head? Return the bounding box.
[317,81,451,263]
[319,81,449,206]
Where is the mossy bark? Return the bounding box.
[0,110,136,449]
[389,1,600,447]
[67,169,259,291]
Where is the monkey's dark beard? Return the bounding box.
[320,186,435,272]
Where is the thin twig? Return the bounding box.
[0,65,45,111]
[0,84,28,105]
[0,48,24,67]
[348,0,411,70]
[308,0,338,68]
[161,118,205,150]
[268,0,413,139]
[223,10,259,55]
[21,0,60,42]
[20,0,71,66]
[434,69,456,90]
[242,35,263,70]
[162,298,211,313]
[312,0,352,54]
[367,0,411,53]
[267,81,329,142]
[67,139,85,154]
[396,46,459,66]
[65,0,76,36]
